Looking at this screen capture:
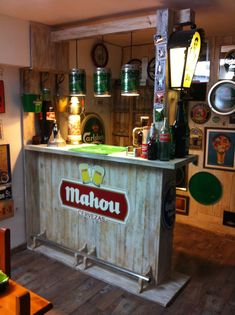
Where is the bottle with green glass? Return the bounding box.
[159,117,171,161]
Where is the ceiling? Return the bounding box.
[0,0,235,45]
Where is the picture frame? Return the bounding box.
[204,127,235,172]
[176,195,189,215]
[0,80,5,113]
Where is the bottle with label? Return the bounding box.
[39,88,56,144]
[147,123,158,160]
[159,117,170,161]
[172,100,188,158]
[141,126,150,159]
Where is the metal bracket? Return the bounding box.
[83,247,97,270]
[32,230,46,249]
[138,266,152,293]
[74,243,88,266]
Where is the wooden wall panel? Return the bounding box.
[25,150,176,285]
[30,22,69,72]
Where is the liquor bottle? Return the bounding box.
[39,88,56,144]
[172,100,188,158]
[147,123,158,160]
[169,125,176,159]
[159,117,170,161]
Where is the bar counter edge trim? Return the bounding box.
[24,144,197,170]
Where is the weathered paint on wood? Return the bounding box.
[24,147,195,287]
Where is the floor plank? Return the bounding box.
[11,223,235,315]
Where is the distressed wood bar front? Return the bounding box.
[24,144,197,306]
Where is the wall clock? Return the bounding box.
[91,43,109,67]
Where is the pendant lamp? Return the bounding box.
[94,67,112,97]
[69,40,86,97]
[93,37,112,97]
[121,32,140,96]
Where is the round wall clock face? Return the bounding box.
[91,43,109,67]
[190,103,211,124]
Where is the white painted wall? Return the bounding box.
[0,14,30,67]
[0,65,26,248]
[0,14,30,248]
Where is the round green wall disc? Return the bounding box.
[189,172,222,205]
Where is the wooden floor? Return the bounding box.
[11,223,235,315]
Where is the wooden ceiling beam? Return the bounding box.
[51,14,157,42]
[50,9,195,42]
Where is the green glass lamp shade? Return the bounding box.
[69,68,86,96]
[121,64,140,96]
[94,67,111,97]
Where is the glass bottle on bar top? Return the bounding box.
[172,100,189,158]
[159,117,170,161]
[147,123,158,160]
[39,88,56,144]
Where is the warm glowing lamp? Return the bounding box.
[67,96,82,144]
[168,29,201,90]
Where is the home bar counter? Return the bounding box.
[24,144,197,306]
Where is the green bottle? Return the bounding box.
[159,117,170,161]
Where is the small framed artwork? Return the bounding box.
[0,80,5,113]
[204,128,235,172]
[0,144,11,184]
[176,195,189,215]
[0,199,14,221]
[189,127,203,150]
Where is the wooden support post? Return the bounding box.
[16,291,30,315]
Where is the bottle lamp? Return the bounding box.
[94,67,112,97]
[168,29,201,91]
[121,64,140,96]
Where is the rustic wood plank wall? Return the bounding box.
[25,150,176,285]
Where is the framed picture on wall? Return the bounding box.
[204,128,235,172]
[0,80,5,113]
[176,195,189,215]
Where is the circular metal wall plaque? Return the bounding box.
[190,103,211,124]
[208,80,235,115]
[189,172,222,205]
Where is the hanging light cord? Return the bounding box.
[76,39,78,68]
[130,32,133,60]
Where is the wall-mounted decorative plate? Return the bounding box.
[189,171,222,205]
[208,80,235,115]
[190,103,211,124]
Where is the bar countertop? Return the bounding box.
[24,144,197,170]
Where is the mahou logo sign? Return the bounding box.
[59,179,129,224]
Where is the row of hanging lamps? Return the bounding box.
[121,32,140,96]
